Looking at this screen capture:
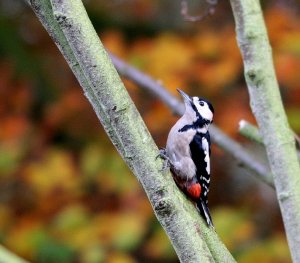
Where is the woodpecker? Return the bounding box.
[161,89,214,227]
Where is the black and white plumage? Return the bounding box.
[163,89,214,227]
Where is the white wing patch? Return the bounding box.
[202,137,210,174]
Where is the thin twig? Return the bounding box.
[239,120,263,144]
[110,53,274,187]
[181,0,217,22]
[293,132,300,149]
[239,120,300,159]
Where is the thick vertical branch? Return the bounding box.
[27,0,236,262]
[230,1,300,261]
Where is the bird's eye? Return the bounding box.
[199,101,204,106]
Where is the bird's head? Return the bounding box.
[177,88,214,129]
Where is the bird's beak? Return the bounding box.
[177,88,192,104]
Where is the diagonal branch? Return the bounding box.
[110,53,274,187]
[230,0,300,261]
[0,245,30,263]
[27,0,236,262]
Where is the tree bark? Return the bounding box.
[230,0,300,261]
[0,245,30,263]
[27,0,236,262]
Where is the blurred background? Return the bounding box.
[0,0,300,262]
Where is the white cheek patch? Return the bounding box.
[202,137,210,174]
[192,97,213,121]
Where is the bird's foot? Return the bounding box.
[156,148,171,172]
[157,148,168,160]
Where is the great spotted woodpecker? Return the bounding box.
[160,89,214,227]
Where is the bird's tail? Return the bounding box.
[196,200,214,227]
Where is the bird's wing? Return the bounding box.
[189,133,211,202]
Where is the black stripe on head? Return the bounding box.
[191,102,201,118]
[178,96,214,133]
[191,97,214,122]
[199,98,214,114]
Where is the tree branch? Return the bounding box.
[110,53,274,187]
[0,245,30,263]
[27,0,236,262]
[180,0,218,22]
[230,0,300,261]
[239,120,300,160]
[239,120,263,144]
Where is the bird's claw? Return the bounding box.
[157,148,171,172]
[157,148,166,158]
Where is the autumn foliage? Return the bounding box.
[0,1,299,262]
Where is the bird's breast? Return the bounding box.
[166,124,197,162]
